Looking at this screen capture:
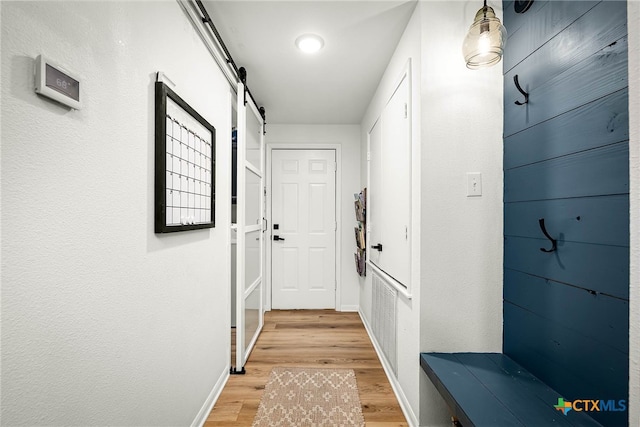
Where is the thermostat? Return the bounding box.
[34,55,81,109]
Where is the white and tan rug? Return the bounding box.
[252,366,365,427]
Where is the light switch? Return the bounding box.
[467,173,482,197]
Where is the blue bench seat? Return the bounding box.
[420,352,603,427]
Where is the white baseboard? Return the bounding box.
[340,305,359,312]
[359,310,419,427]
[191,366,230,427]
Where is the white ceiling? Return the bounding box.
[201,0,418,124]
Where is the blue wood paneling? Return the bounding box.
[504,236,629,299]
[504,269,629,353]
[502,1,629,425]
[504,303,629,427]
[504,36,628,137]
[503,1,598,73]
[504,89,629,169]
[502,0,550,46]
[504,195,629,247]
[504,142,629,202]
[504,1,627,77]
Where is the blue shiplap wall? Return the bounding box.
[502,1,629,425]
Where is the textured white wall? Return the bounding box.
[359,6,423,425]
[418,1,504,425]
[418,0,504,350]
[1,2,231,425]
[629,1,639,425]
[266,124,361,311]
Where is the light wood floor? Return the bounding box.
[205,310,408,426]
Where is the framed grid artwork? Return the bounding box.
[155,81,216,233]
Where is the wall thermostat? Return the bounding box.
[34,55,81,110]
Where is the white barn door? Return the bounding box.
[234,83,265,372]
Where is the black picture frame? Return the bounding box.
[155,81,216,233]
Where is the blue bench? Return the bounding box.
[420,353,603,427]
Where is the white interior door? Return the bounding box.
[368,73,411,286]
[271,149,336,309]
[235,84,265,371]
[369,119,382,267]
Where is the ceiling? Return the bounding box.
[201,0,418,124]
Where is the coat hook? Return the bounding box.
[514,75,529,105]
[514,0,534,14]
[538,218,557,253]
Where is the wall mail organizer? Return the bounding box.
[155,81,216,233]
[354,188,366,276]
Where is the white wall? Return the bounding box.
[418,1,504,424]
[266,124,361,311]
[1,2,231,425]
[0,2,4,417]
[360,2,503,425]
[629,1,639,425]
[359,6,423,426]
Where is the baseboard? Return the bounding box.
[340,304,359,312]
[191,365,230,427]
[359,310,419,427]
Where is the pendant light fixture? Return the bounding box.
[462,0,507,69]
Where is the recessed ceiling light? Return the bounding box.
[295,34,324,54]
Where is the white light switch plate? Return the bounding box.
[467,173,482,197]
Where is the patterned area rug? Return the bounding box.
[252,367,365,427]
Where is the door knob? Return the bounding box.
[371,243,383,251]
[273,235,285,241]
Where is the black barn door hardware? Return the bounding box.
[514,75,529,105]
[259,106,267,135]
[538,218,557,253]
[371,243,383,252]
[194,1,263,114]
[238,67,248,105]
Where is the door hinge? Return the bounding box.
[404,103,408,118]
[335,222,337,231]
[367,152,370,161]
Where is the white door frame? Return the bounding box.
[265,143,342,311]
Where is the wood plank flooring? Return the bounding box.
[205,310,408,426]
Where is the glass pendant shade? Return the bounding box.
[462,5,507,69]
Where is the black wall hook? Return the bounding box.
[538,218,557,253]
[514,0,534,14]
[514,75,529,105]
